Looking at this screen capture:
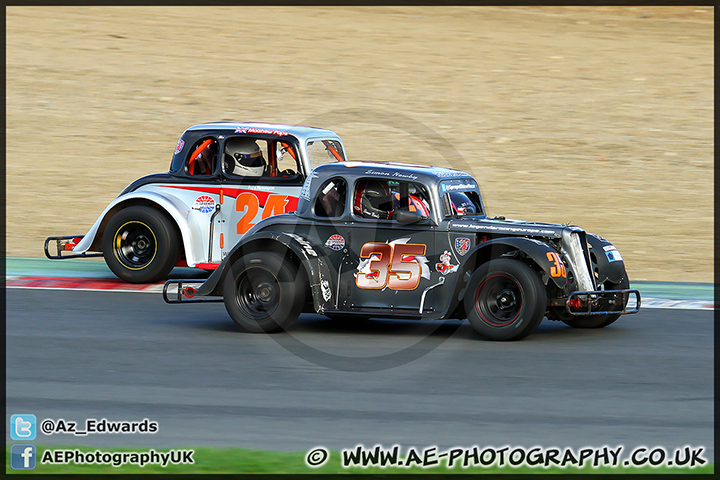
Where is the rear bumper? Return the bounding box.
[162,279,222,304]
[44,235,102,260]
[565,289,641,316]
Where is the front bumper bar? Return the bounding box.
[565,289,641,316]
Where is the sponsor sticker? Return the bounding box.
[325,234,345,251]
[175,139,184,154]
[603,245,623,262]
[299,174,316,201]
[441,178,479,192]
[454,237,471,256]
[435,251,459,275]
[320,279,332,302]
[286,233,318,257]
[192,195,215,213]
[589,233,610,243]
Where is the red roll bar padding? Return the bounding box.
[188,139,213,175]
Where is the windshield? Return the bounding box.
[440,179,484,217]
[306,138,346,170]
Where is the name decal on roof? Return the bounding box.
[235,127,289,136]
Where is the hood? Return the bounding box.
[448,216,569,239]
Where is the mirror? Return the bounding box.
[395,210,426,225]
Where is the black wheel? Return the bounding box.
[561,277,630,329]
[102,206,179,283]
[464,258,547,341]
[222,252,304,333]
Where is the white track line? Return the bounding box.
[5,277,714,310]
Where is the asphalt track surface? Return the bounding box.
[6,287,714,460]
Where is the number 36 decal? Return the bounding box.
[356,242,428,291]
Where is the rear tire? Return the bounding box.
[222,252,304,333]
[102,206,179,283]
[464,258,546,341]
[561,277,630,328]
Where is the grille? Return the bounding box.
[564,231,595,291]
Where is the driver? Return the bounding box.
[224,137,267,176]
[354,179,394,219]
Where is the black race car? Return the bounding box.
[164,161,639,341]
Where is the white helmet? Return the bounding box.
[225,138,265,176]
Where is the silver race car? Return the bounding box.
[45,122,347,283]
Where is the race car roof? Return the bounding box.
[311,161,475,187]
[186,122,342,142]
[170,122,345,173]
[296,161,478,223]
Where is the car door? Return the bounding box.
[165,134,223,267]
[337,178,436,314]
[217,135,305,262]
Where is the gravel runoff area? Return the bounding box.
[5,6,713,282]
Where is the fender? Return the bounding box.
[195,231,336,313]
[461,237,569,290]
[70,191,205,266]
[440,236,569,319]
[586,233,628,285]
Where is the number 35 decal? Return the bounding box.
[356,242,427,291]
[546,251,567,278]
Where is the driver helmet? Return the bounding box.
[449,191,477,215]
[354,179,393,219]
[225,137,265,176]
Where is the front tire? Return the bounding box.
[464,258,547,341]
[222,252,304,333]
[561,277,630,329]
[102,206,179,283]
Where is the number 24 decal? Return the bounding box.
[236,193,291,234]
[356,242,427,291]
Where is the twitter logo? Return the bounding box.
[11,414,37,440]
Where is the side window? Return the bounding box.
[444,191,483,217]
[314,177,346,218]
[275,140,301,178]
[353,178,394,220]
[223,137,301,179]
[392,181,431,218]
[352,178,431,220]
[186,137,218,176]
[306,139,345,171]
[440,179,484,217]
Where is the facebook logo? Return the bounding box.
[10,414,37,440]
[11,444,37,470]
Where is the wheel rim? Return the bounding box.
[475,274,523,327]
[235,267,282,320]
[113,221,157,269]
